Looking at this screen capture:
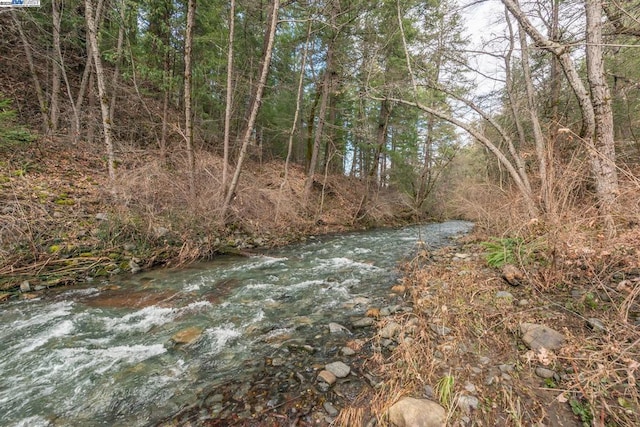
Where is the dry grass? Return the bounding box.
[339,222,640,426]
[0,138,410,289]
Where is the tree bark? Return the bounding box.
[12,11,50,135]
[222,0,236,189]
[585,0,618,236]
[221,0,280,219]
[518,23,551,213]
[184,0,197,197]
[50,0,62,133]
[502,0,618,236]
[85,0,116,184]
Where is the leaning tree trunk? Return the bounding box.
[221,0,280,220]
[502,0,619,237]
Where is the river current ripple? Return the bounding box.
[0,220,473,426]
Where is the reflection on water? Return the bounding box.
[0,221,472,426]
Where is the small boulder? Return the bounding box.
[379,321,401,339]
[520,322,565,350]
[328,322,350,334]
[20,281,31,293]
[457,395,479,414]
[387,397,446,427]
[341,347,356,356]
[586,318,606,332]
[325,361,350,378]
[502,264,524,286]
[535,367,555,379]
[323,401,339,417]
[352,317,376,328]
[317,370,337,385]
[169,326,203,347]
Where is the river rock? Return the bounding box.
[535,367,555,379]
[379,321,401,339]
[318,370,337,385]
[325,361,350,378]
[520,322,566,350]
[328,322,350,334]
[323,401,339,417]
[457,394,479,414]
[129,259,141,274]
[387,397,446,427]
[586,318,606,332]
[502,264,524,286]
[430,323,451,336]
[20,281,31,292]
[169,326,203,346]
[352,317,376,328]
[341,346,356,356]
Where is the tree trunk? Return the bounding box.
[109,0,126,127]
[502,0,618,236]
[585,0,618,236]
[304,47,333,200]
[85,0,116,184]
[221,0,280,219]
[222,0,236,189]
[50,1,62,134]
[517,22,551,213]
[184,0,196,197]
[12,12,50,135]
[276,20,311,220]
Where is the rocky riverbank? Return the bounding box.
[157,235,640,426]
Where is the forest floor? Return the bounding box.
[335,234,640,427]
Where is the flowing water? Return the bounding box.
[0,221,473,426]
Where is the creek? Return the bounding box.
[0,221,473,426]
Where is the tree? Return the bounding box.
[502,0,619,237]
[184,0,196,197]
[85,0,116,184]
[221,0,280,219]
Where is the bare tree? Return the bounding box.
[222,0,236,189]
[12,11,49,135]
[502,0,619,236]
[85,0,116,184]
[221,0,280,219]
[184,0,196,196]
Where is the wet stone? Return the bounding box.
[328,322,350,334]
